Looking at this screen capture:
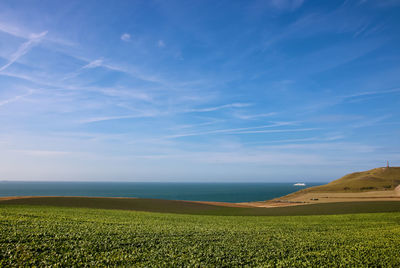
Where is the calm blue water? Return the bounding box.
[0,182,321,203]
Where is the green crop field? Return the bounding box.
[1,205,400,267]
[2,197,400,216]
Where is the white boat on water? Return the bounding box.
[294,182,306,186]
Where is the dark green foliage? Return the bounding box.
[1,205,400,266]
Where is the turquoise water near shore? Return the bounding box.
[0,182,321,202]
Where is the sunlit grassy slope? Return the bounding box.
[293,167,400,194]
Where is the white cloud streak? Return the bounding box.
[0,31,48,72]
[344,87,400,99]
[188,103,252,112]
[166,122,303,139]
[11,150,71,156]
[82,59,103,69]
[62,58,104,81]
[79,113,159,124]
[235,128,318,134]
[234,112,277,120]
[0,22,27,38]
[304,87,400,113]
[351,115,392,128]
[0,90,34,107]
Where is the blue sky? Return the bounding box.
[0,0,399,182]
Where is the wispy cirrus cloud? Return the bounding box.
[350,114,392,128]
[233,112,277,120]
[0,31,47,72]
[82,59,103,69]
[62,58,104,80]
[0,89,34,107]
[302,86,400,113]
[0,21,74,46]
[61,56,169,85]
[166,122,302,139]
[344,87,400,99]
[188,103,252,112]
[79,102,253,124]
[10,149,71,156]
[168,119,222,130]
[235,127,318,134]
[0,22,27,38]
[245,135,345,145]
[259,142,377,154]
[79,113,160,124]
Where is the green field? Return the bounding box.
[2,197,400,216]
[1,204,400,266]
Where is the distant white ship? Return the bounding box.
[294,183,306,186]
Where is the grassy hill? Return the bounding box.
[289,167,400,196]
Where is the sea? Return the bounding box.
[0,182,321,203]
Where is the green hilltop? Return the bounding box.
[303,166,400,193]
